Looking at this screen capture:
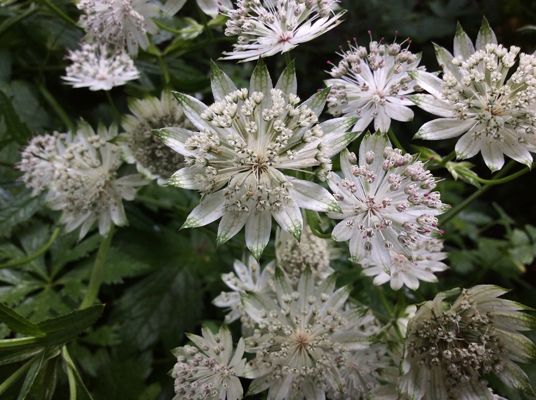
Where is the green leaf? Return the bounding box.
[2,81,51,132]
[80,325,120,347]
[17,350,44,400]
[0,346,43,366]
[0,47,11,84]
[0,190,45,239]
[210,61,238,102]
[50,232,101,276]
[249,57,273,109]
[0,89,30,145]
[476,17,497,51]
[139,383,161,400]
[0,303,44,337]
[275,59,297,96]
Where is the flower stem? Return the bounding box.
[284,51,292,66]
[431,150,456,169]
[375,286,404,342]
[0,353,41,396]
[158,55,171,85]
[37,83,76,133]
[79,224,115,310]
[470,163,533,185]
[62,347,77,400]
[197,4,213,42]
[40,0,81,29]
[0,7,38,37]
[0,227,60,269]
[387,128,406,154]
[105,91,121,122]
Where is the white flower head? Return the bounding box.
[275,226,333,285]
[242,267,373,400]
[118,91,194,184]
[212,255,275,335]
[220,0,346,63]
[155,60,358,259]
[326,34,421,133]
[327,133,449,272]
[46,121,147,239]
[63,44,140,91]
[171,325,246,400]
[399,285,536,399]
[410,18,536,171]
[361,238,447,290]
[163,0,233,18]
[77,0,160,57]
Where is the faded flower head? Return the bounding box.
[220,0,346,62]
[212,255,275,335]
[163,0,232,18]
[118,92,194,184]
[327,133,448,275]
[77,0,160,57]
[46,121,147,239]
[242,267,372,400]
[399,285,536,399]
[275,226,333,285]
[326,34,420,133]
[171,325,246,400]
[155,59,358,259]
[63,44,139,91]
[410,18,536,171]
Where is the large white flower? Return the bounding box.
[46,121,147,239]
[410,18,536,171]
[326,36,421,133]
[63,44,139,91]
[77,0,160,57]
[155,60,358,258]
[399,285,536,399]
[242,267,373,400]
[327,133,449,273]
[220,0,346,63]
[163,0,232,18]
[171,325,246,400]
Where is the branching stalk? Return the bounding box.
[0,227,60,269]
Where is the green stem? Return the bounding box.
[375,286,392,317]
[284,51,292,66]
[40,0,81,29]
[0,353,41,395]
[470,164,533,185]
[197,4,213,42]
[0,7,38,37]
[37,84,76,133]
[439,160,517,225]
[158,55,171,85]
[106,91,121,122]
[0,337,39,348]
[79,225,115,310]
[348,296,389,323]
[387,128,406,154]
[430,151,456,169]
[412,289,426,303]
[136,195,190,214]
[62,347,77,400]
[0,227,60,269]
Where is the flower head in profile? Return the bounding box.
[46,121,147,238]
[327,133,449,274]
[171,325,246,400]
[163,0,232,18]
[410,18,536,171]
[63,44,139,91]
[400,286,536,399]
[326,34,421,133]
[118,91,194,184]
[77,0,160,57]
[242,267,372,400]
[220,0,346,62]
[212,255,275,335]
[155,60,358,259]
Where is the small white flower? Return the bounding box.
[155,60,358,259]
[63,44,139,91]
[171,325,246,400]
[410,18,536,171]
[163,0,232,18]
[326,35,421,133]
[117,91,194,184]
[77,0,160,57]
[399,285,536,399]
[327,133,449,273]
[46,121,147,239]
[220,0,346,63]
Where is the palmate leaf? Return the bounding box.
[0,189,44,239]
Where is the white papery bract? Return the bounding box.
[118,92,193,184]
[327,133,448,279]
[399,285,536,399]
[77,0,160,57]
[242,267,373,400]
[410,18,536,171]
[220,0,346,62]
[46,121,147,239]
[163,0,232,18]
[326,36,420,133]
[63,44,139,91]
[155,60,358,259]
[212,255,275,335]
[171,326,246,400]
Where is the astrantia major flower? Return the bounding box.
[242,267,372,400]
[63,44,139,91]
[46,121,147,239]
[399,285,536,399]
[220,0,346,63]
[327,133,449,274]
[171,325,246,400]
[155,60,358,259]
[410,18,536,171]
[163,0,232,18]
[118,91,194,184]
[77,0,160,57]
[326,35,421,133]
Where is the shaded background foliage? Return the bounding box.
[1,0,536,398]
